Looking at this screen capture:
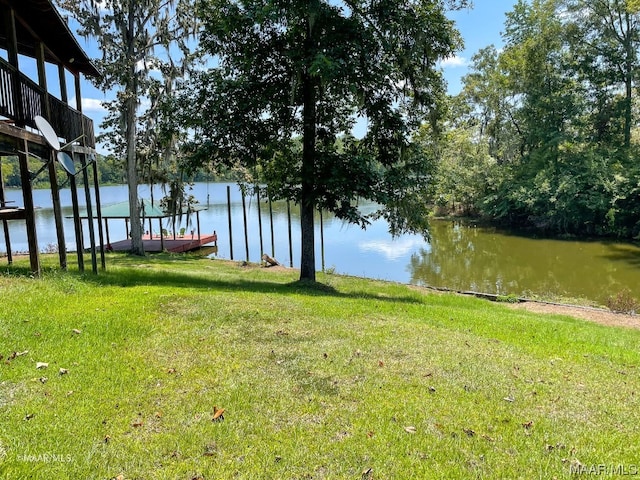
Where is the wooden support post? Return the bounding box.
[159,219,164,251]
[105,219,111,247]
[196,211,201,241]
[256,186,264,256]
[17,141,40,275]
[75,74,99,273]
[5,9,24,126]
[47,156,67,269]
[0,159,13,264]
[227,185,233,260]
[79,154,98,273]
[91,157,106,269]
[268,191,275,258]
[69,173,84,271]
[242,190,249,262]
[320,208,325,273]
[287,200,293,268]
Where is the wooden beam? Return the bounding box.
[0,159,13,263]
[4,8,25,127]
[58,65,68,104]
[17,139,40,275]
[0,123,48,145]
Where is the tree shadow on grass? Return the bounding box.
[85,267,422,304]
[2,256,423,304]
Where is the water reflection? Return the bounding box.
[408,220,640,303]
[1,183,639,303]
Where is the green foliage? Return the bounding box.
[177,0,466,279]
[606,288,640,313]
[496,294,520,303]
[436,0,640,238]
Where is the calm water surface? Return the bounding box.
[1,182,639,304]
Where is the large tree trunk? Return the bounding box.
[126,4,144,256]
[299,11,317,282]
[126,94,144,255]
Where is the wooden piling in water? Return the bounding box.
[268,191,275,257]
[287,200,293,268]
[227,185,233,260]
[320,208,325,272]
[242,189,249,262]
[257,186,264,256]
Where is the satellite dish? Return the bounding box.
[34,115,61,151]
[57,151,76,175]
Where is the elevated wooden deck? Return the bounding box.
[108,234,218,253]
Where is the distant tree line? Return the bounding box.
[424,0,640,239]
[0,154,238,190]
[0,154,125,189]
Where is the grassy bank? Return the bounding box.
[1,254,639,479]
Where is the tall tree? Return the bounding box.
[180,0,466,281]
[59,0,197,255]
[564,0,640,148]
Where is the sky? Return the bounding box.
[6,1,519,154]
[442,1,516,94]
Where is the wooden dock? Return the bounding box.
[107,234,218,253]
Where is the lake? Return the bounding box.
[2,182,640,305]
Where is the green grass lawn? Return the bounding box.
[1,253,639,479]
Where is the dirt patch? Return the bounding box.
[506,302,640,330]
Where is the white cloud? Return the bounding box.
[359,237,429,261]
[78,98,107,112]
[439,55,467,68]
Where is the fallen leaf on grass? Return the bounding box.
[132,420,144,428]
[212,406,225,422]
[378,360,384,367]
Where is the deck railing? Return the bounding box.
[0,57,95,148]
